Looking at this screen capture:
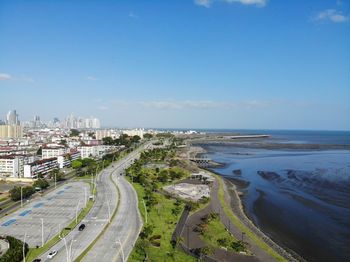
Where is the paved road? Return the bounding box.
[82,146,149,262]
[40,144,150,262]
[39,166,118,262]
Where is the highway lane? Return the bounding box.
[83,171,142,262]
[39,144,150,262]
[39,166,117,262]
[82,145,151,262]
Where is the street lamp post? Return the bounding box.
[21,187,23,207]
[54,173,57,189]
[22,231,27,262]
[58,223,61,238]
[75,200,81,224]
[69,236,74,262]
[60,236,70,262]
[116,239,125,262]
[84,188,87,207]
[40,218,44,247]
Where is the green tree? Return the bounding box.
[131,135,141,143]
[71,160,83,169]
[70,129,80,137]
[143,133,153,139]
[102,136,114,145]
[0,236,28,262]
[140,224,154,239]
[9,186,34,201]
[33,178,49,189]
[36,147,42,156]
[217,237,231,247]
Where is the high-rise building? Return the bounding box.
[0,125,23,138]
[6,110,19,125]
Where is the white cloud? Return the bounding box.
[87,76,98,81]
[194,0,267,8]
[0,73,12,80]
[129,12,138,19]
[313,9,349,23]
[224,0,267,7]
[194,0,212,8]
[0,73,34,82]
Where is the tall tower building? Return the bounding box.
[6,110,19,125]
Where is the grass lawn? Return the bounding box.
[0,196,8,202]
[74,174,93,180]
[200,216,239,251]
[128,179,196,262]
[216,175,287,262]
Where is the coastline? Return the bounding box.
[189,144,305,262]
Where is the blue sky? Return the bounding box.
[0,0,349,130]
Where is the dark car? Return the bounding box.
[33,259,41,262]
[78,224,86,231]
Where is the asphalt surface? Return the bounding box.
[83,146,147,262]
[83,173,142,262]
[40,144,149,262]
[39,167,117,262]
[0,182,89,248]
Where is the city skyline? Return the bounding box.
[1,0,350,130]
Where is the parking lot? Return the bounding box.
[0,182,89,247]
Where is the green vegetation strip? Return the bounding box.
[216,176,287,262]
[26,183,94,262]
[74,170,121,261]
[200,215,238,250]
[128,179,196,262]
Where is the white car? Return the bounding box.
[47,250,57,259]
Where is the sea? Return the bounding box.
[197,130,350,262]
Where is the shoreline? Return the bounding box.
[206,167,304,262]
[190,145,305,262]
[223,177,305,262]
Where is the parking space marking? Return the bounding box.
[2,219,17,227]
[19,210,32,217]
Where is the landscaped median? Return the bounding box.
[216,175,287,262]
[74,170,121,262]
[127,178,196,262]
[25,182,94,262]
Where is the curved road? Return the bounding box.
[40,144,149,262]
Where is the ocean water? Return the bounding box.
[200,130,350,262]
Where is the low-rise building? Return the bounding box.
[0,154,36,178]
[0,155,20,177]
[122,129,144,139]
[24,157,58,178]
[57,149,81,168]
[42,145,67,159]
[77,145,98,159]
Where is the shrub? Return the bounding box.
[0,236,28,262]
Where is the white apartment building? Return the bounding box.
[0,154,36,178]
[24,157,58,178]
[95,129,120,140]
[122,129,144,139]
[42,145,67,159]
[0,156,19,177]
[57,150,81,168]
[77,145,98,159]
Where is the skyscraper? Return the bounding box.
[6,110,19,125]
